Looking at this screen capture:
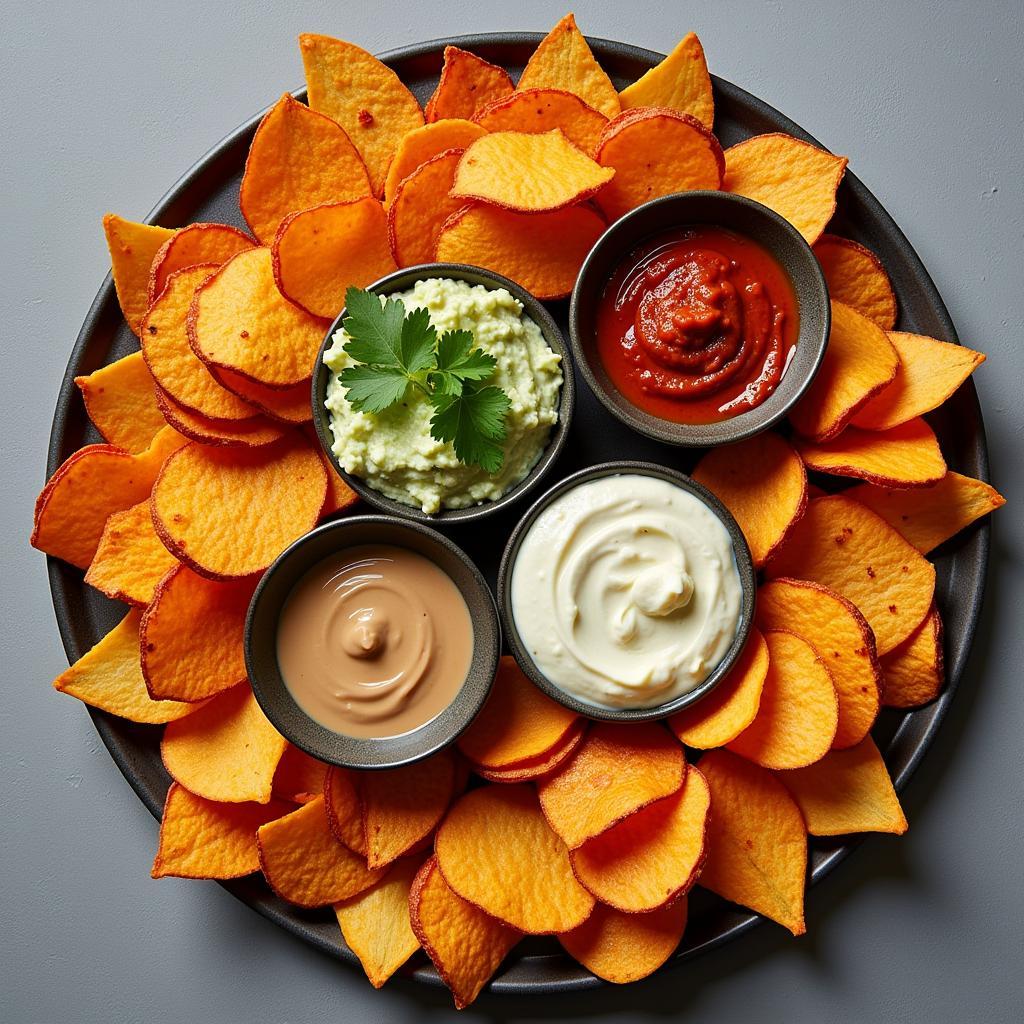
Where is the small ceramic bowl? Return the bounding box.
[245,516,500,770]
[569,191,830,447]
[497,461,756,722]
[312,263,575,525]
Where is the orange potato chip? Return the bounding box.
[212,368,312,424]
[324,766,367,855]
[473,721,587,783]
[272,744,329,804]
[387,149,466,268]
[669,628,770,749]
[155,389,286,448]
[140,565,253,702]
[151,432,326,579]
[435,203,605,301]
[727,630,838,769]
[32,425,186,569]
[691,432,807,567]
[435,784,595,934]
[334,856,422,988]
[239,92,372,243]
[75,351,166,453]
[516,13,620,118]
[765,495,935,656]
[162,683,286,804]
[320,455,360,518]
[103,213,176,334]
[618,32,714,129]
[425,45,514,123]
[188,247,327,389]
[457,656,578,770]
[52,609,199,724]
[559,898,688,985]
[595,108,724,221]
[300,34,424,197]
[152,783,290,880]
[474,89,608,156]
[812,235,897,330]
[756,578,881,749]
[538,722,684,848]
[257,795,384,907]
[383,119,486,201]
[272,199,396,319]
[723,133,847,244]
[797,418,946,487]
[697,749,807,935]
[362,750,455,869]
[84,499,178,606]
[410,855,521,1009]
[851,331,986,431]
[570,767,710,913]
[880,606,944,708]
[148,222,255,302]
[789,301,900,442]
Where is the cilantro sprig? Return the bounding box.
[338,287,511,474]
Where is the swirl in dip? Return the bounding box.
[510,474,742,709]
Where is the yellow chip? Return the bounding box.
[474,88,609,156]
[103,214,176,334]
[148,222,255,302]
[880,606,944,708]
[387,149,465,269]
[812,235,897,330]
[619,32,714,129]
[382,119,486,202]
[425,46,514,123]
[75,351,166,453]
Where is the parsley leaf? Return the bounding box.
[400,306,437,375]
[337,364,411,414]
[429,384,511,474]
[341,287,406,366]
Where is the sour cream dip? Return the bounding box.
[509,474,743,709]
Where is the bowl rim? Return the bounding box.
[568,190,830,447]
[311,262,575,525]
[496,460,757,722]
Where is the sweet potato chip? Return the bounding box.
[383,119,487,201]
[570,768,710,913]
[723,133,847,244]
[387,149,465,268]
[239,92,372,243]
[52,609,198,724]
[410,856,521,1009]
[797,418,946,487]
[516,13,620,118]
[457,656,578,770]
[272,198,396,319]
[538,722,684,848]
[425,46,514,123]
[691,432,807,567]
[300,34,424,197]
[188,247,327,389]
[362,750,455,869]
[257,795,384,907]
[595,107,724,221]
[765,495,935,656]
[697,749,807,935]
[212,368,312,424]
[84,499,178,606]
[669,628,770,749]
[155,389,286,448]
[75,352,165,453]
[324,766,366,855]
[559,899,688,985]
[273,744,329,804]
[151,432,326,579]
[812,235,897,330]
[435,203,605,301]
[32,426,186,569]
[474,722,586,783]
[789,301,900,442]
[320,455,360,518]
[148,222,255,302]
[435,784,595,934]
[474,89,608,156]
[334,857,421,988]
[851,331,985,431]
[451,130,614,212]
[880,606,944,708]
[152,783,290,879]
[103,214,176,334]
[618,32,714,129]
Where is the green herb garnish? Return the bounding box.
[338,287,511,474]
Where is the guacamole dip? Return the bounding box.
[323,278,562,513]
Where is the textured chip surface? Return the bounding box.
[619,32,714,128]
[75,351,166,453]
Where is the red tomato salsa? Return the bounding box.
[596,227,799,424]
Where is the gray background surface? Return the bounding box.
[2,1,1022,1021]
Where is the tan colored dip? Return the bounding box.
[276,544,473,738]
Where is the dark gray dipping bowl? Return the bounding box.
[245,516,500,770]
[497,461,756,722]
[570,191,830,447]
[312,263,575,525]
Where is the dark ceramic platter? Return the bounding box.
[46,33,991,997]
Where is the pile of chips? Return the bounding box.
[33,13,1006,1008]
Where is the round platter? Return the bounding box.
[45,33,991,996]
